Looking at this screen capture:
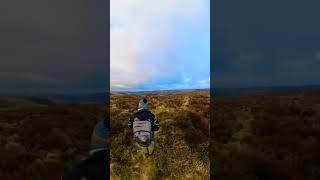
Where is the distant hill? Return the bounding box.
[213,85,320,97]
[0,96,55,110]
[34,90,209,102]
[1,85,319,103]
[0,93,108,104]
[32,93,108,103]
[113,88,209,95]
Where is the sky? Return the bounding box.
[0,0,108,94]
[214,0,320,88]
[110,0,210,91]
[1,0,320,94]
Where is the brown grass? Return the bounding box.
[211,91,320,180]
[110,91,210,179]
[0,100,106,180]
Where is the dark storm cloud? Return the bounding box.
[0,0,108,94]
[213,0,320,88]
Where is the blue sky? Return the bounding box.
[110,0,210,91]
[3,0,320,95]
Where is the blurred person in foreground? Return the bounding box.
[63,118,111,180]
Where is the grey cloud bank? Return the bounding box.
[0,0,108,94]
[214,0,320,88]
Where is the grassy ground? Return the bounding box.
[211,91,320,180]
[0,97,106,180]
[110,91,210,179]
[3,91,319,179]
[0,92,209,179]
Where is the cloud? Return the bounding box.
[315,51,320,61]
[110,0,209,90]
[214,0,320,87]
[0,0,108,94]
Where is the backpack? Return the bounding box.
[133,117,152,147]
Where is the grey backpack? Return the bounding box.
[133,117,152,147]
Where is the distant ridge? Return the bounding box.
[113,88,209,95]
[213,85,320,97]
[34,92,108,103]
[1,85,319,103]
[0,89,209,103]
[0,93,108,104]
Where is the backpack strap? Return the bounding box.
[133,118,152,134]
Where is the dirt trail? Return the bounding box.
[182,96,191,110]
[139,158,154,180]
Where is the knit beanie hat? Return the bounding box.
[138,98,148,110]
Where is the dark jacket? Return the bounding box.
[63,120,110,180]
[128,109,159,131]
[62,150,110,180]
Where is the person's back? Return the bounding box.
[63,120,111,180]
[128,98,159,156]
[63,150,109,180]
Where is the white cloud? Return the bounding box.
[196,77,210,88]
[315,51,320,61]
[110,0,209,90]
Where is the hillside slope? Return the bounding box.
[0,99,106,180]
[211,91,320,180]
[110,91,210,179]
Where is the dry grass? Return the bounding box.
[110,91,210,179]
[0,99,106,180]
[211,91,320,180]
[0,91,210,179]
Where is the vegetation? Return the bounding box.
[110,91,210,179]
[0,92,210,179]
[2,90,320,180]
[211,91,320,180]
[0,97,106,180]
